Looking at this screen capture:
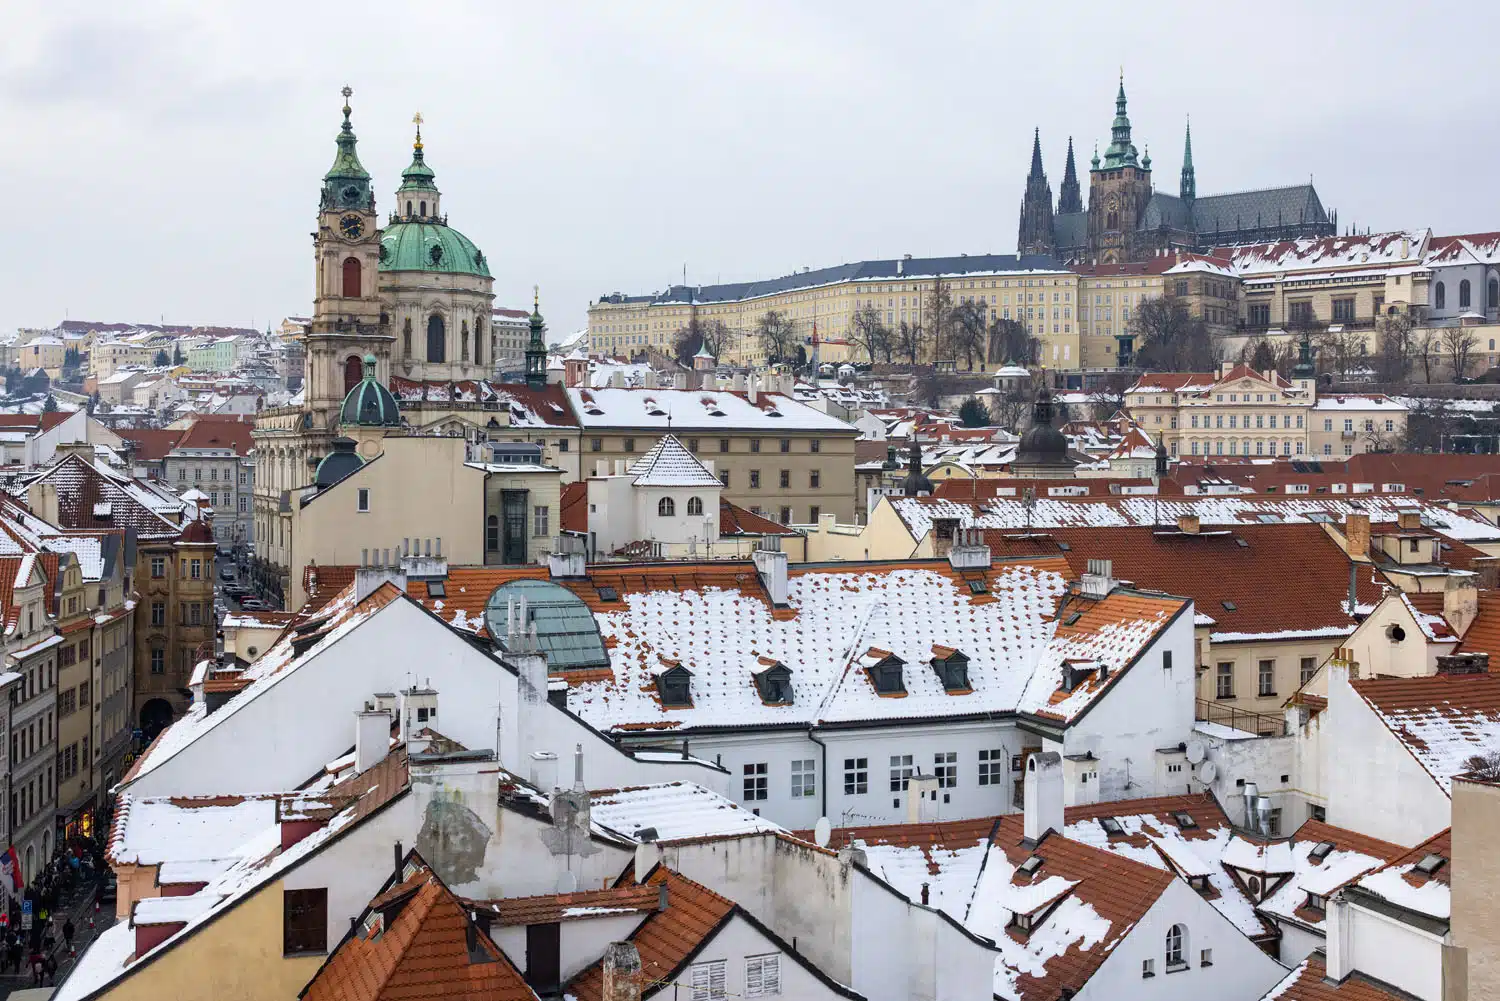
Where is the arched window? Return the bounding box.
[1436,281,1446,310]
[406,200,413,217]
[461,320,470,361]
[486,514,499,551]
[341,257,361,298]
[1165,924,1187,968]
[1460,279,1472,309]
[474,318,484,366]
[402,318,412,356]
[343,355,363,395]
[419,200,427,217]
[427,314,446,362]
[687,496,703,516]
[1490,278,1499,310]
[658,497,676,517]
[1106,211,1119,230]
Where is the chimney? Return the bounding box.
[1177,514,1200,534]
[355,708,391,773]
[529,750,559,791]
[1443,578,1479,638]
[1397,510,1422,531]
[573,742,586,791]
[1022,751,1064,843]
[748,374,759,405]
[920,882,930,905]
[947,527,991,570]
[1342,513,1370,558]
[1242,782,1261,833]
[635,834,661,883]
[507,603,546,765]
[673,371,687,389]
[752,547,789,606]
[610,370,625,389]
[701,372,715,391]
[548,535,587,579]
[1079,558,1114,599]
[643,370,658,390]
[355,564,406,603]
[603,942,644,1001]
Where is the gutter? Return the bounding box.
[808,727,829,819]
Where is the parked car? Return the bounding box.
[239,599,269,612]
[219,568,235,581]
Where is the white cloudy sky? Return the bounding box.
[2,1,1495,337]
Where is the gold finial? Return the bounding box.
[533,284,540,310]
[412,112,424,152]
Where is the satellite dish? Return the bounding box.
[813,817,832,848]
[554,870,577,893]
[1196,760,1218,784]
[1185,740,1206,764]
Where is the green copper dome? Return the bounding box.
[398,147,437,193]
[379,222,491,278]
[339,354,402,427]
[322,87,372,212]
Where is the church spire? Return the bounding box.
[397,112,440,220]
[1017,128,1055,257]
[1180,117,1196,202]
[322,86,372,211]
[1058,137,1082,214]
[1101,71,1140,170]
[525,286,548,390]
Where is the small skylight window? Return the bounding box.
[1414,853,1446,876]
[1221,600,1237,611]
[1099,817,1124,836]
[1018,855,1044,876]
[1235,536,1251,547]
[1308,841,1335,862]
[968,579,988,595]
[1065,611,1083,626]
[597,585,620,602]
[1173,812,1197,829]
[1057,541,1071,551]
[426,581,446,599]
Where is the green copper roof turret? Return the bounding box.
[1100,72,1140,170]
[323,86,371,211]
[398,113,438,194]
[339,353,403,427]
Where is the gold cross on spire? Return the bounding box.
[412,112,424,151]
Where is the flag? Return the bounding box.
[0,847,22,892]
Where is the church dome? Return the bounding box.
[315,437,365,489]
[1016,387,1070,466]
[379,221,491,278]
[339,355,402,427]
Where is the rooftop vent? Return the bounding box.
[1308,841,1335,863]
[1173,812,1198,829]
[1414,853,1447,876]
[1017,855,1044,877]
[596,585,620,602]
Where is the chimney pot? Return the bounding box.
[603,942,644,1001]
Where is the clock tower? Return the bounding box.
[307,86,392,429]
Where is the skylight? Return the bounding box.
[1173,812,1197,829]
[1308,841,1335,862]
[1064,611,1083,626]
[1018,855,1044,876]
[597,585,620,602]
[426,581,446,599]
[483,579,610,671]
[1099,817,1123,836]
[968,579,988,595]
[1221,600,1237,611]
[1414,853,1446,876]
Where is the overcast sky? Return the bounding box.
[3,1,1495,339]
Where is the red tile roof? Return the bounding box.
[1260,953,1411,1001]
[300,854,535,1001]
[560,481,587,534]
[175,416,254,455]
[470,883,661,927]
[1455,592,1500,662]
[116,428,185,461]
[720,499,799,537]
[302,565,357,613]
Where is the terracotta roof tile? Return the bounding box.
[300,854,535,1001]
[1350,673,1500,792]
[115,428,184,462]
[567,868,735,1001]
[560,481,588,535]
[1259,953,1412,1001]
[303,565,357,612]
[175,416,255,455]
[1455,592,1500,663]
[720,499,800,537]
[469,884,660,926]
[1289,819,1407,866]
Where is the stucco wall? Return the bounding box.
[1345,902,1444,1001]
[1452,777,1500,1001]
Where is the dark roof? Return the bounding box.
[1054,212,1089,250]
[1142,192,1193,231]
[1192,184,1328,234]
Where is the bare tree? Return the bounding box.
[1316,328,1367,382]
[1087,373,1132,421]
[1443,325,1479,382]
[1402,397,1458,452]
[913,366,961,408]
[894,320,924,365]
[989,387,1032,430]
[670,317,732,367]
[948,301,987,371]
[923,276,955,362]
[1414,328,1441,384]
[848,305,891,364]
[988,318,1036,366]
[756,310,799,364]
[1131,298,1217,371]
[1373,313,1414,383]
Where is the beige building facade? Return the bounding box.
[1453,773,1500,1001]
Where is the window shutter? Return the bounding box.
[762,955,780,996]
[691,960,726,1001]
[746,958,762,997]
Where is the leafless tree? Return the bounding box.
[1373,313,1414,383]
[988,387,1032,430]
[1316,328,1367,382]
[756,309,799,364]
[1131,298,1217,371]
[948,301,988,371]
[1402,397,1457,451]
[894,320,924,365]
[1087,373,1132,421]
[670,316,732,367]
[848,304,891,364]
[988,318,1036,366]
[923,276,955,362]
[1443,326,1479,382]
[913,366,961,408]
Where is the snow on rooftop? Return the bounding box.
[567,387,854,432]
[587,782,784,842]
[856,840,988,916]
[1356,858,1450,920]
[109,794,277,866]
[627,434,722,488]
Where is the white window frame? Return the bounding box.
[790,759,815,799]
[356,488,370,513]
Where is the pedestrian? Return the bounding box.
[28,948,42,986]
[42,953,56,986]
[63,918,74,949]
[5,932,17,974]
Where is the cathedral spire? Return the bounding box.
[322,86,372,211]
[525,286,548,390]
[1180,117,1196,202]
[1101,72,1140,169]
[1058,136,1082,214]
[1017,128,1055,257]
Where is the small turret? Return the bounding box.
[1180,118,1196,203]
[901,437,933,498]
[1058,137,1082,215]
[526,287,548,390]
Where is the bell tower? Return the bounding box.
[1086,73,1153,264]
[307,86,391,429]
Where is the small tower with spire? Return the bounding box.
[1017,128,1056,257]
[397,112,441,220]
[1180,118,1196,204]
[525,286,548,390]
[1057,137,1083,215]
[1086,72,1154,265]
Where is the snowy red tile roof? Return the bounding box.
[719,499,799,537]
[1350,674,1500,793]
[174,416,255,455]
[627,434,722,487]
[1257,953,1412,1001]
[1350,827,1451,922]
[387,378,578,428]
[567,387,855,433]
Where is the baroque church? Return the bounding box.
[1018,77,1337,264]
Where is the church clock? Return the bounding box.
[339,214,364,240]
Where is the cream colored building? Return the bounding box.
[1453,772,1500,1001]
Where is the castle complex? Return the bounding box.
[1018,77,1337,264]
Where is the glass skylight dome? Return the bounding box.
[483,579,610,671]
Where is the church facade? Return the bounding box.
[1018,78,1337,265]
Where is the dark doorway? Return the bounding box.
[140,698,175,742]
[343,356,363,396]
[427,314,446,362]
[502,490,528,564]
[525,923,560,991]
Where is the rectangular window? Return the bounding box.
[1258,659,1275,697]
[978,749,1004,786]
[934,751,957,788]
[719,439,730,453]
[843,757,868,795]
[809,470,820,489]
[790,759,815,798]
[810,440,820,453]
[809,505,820,521]
[283,888,328,955]
[190,559,201,580]
[151,601,165,627]
[533,506,549,537]
[779,506,791,524]
[189,603,202,626]
[623,438,635,453]
[590,438,601,452]
[356,488,370,512]
[150,557,165,579]
[688,438,700,452]
[1143,958,1155,978]
[719,470,729,487]
[750,439,761,453]
[150,649,164,674]
[744,954,781,998]
[1300,656,1317,685]
[1216,662,1234,699]
[778,469,789,489]
[889,754,913,792]
[750,470,761,489]
[1332,297,1356,322]
[743,762,767,801]
[690,960,727,1001]
[779,439,790,453]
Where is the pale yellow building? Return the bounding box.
[1453,772,1500,1001]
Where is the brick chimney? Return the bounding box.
[603,942,643,1001]
[1177,514,1200,535]
[1342,513,1371,558]
[1397,510,1422,531]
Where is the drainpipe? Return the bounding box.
[807,726,829,820]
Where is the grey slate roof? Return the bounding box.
[596,253,1064,307]
[1191,185,1328,235]
[1054,212,1089,251]
[1141,193,1193,231]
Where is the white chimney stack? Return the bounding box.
[1023,751,1064,843]
[529,750,559,792]
[354,708,391,774]
[752,547,788,605]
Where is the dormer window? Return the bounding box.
[861,648,906,696]
[1304,892,1327,912]
[929,646,971,692]
[752,659,793,705]
[1188,874,1210,893]
[1060,660,1101,692]
[654,662,693,708]
[1009,911,1034,932]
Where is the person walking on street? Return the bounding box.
[29,947,42,986]
[63,917,75,951]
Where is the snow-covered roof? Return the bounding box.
[1311,395,1408,412]
[108,793,277,867]
[1351,828,1450,922]
[627,435,722,488]
[567,387,855,433]
[1350,674,1500,794]
[588,782,784,843]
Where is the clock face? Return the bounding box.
[339,214,364,240]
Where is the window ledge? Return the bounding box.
[283,950,328,959]
[1214,694,1237,701]
[1166,963,1190,975]
[1141,972,1155,979]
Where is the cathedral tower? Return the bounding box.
[1180,119,1196,203]
[1058,137,1082,215]
[1086,74,1154,264]
[307,87,392,429]
[1017,128,1056,257]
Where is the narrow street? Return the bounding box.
[0,881,117,999]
